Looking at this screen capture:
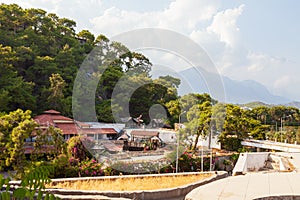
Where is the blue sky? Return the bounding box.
[1,0,300,101]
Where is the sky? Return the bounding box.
[1,0,300,101]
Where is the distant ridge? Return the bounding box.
[179,67,291,104]
[237,101,300,110]
[284,101,300,109]
[238,101,272,109]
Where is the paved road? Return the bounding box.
[185,153,300,200]
[185,172,300,200]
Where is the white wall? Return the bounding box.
[197,136,221,150]
[233,152,270,175]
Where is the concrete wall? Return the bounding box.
[245,152,270,172]
[233,152,293,175]
[233,152,270,175]
[199,136,221,150]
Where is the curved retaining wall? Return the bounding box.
[47,171,228,200]
[254,195,300,200]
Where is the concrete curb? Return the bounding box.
[253,195,300,200]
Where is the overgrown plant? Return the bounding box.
[0,109,37,178]
[31,125,67,162]
[0,165,59,200]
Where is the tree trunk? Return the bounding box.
[193,133,200,151]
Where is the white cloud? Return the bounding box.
[90,0,247,81]
[90,0,220,36]
[91,7,150,36]
[1,0,103,32]
[247,52,284,72]
[161,0,220,30]
[189,4,246,76]
[0,0,63,13]
[207,4,244,47]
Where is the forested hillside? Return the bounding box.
[0,3,92,115]
[0,3,180,123]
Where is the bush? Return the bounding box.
[78,159,103,177]
[50,154,78,178]
[221,138,242,151]
[67,136,94,162]
[164,151,212,173]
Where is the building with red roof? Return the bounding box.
[33,110,118,141]
[34,110,78,140]
[23,110,120,154]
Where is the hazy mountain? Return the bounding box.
[238,101,272,109]
[284,101,300,109]
[237,101,300,110]
[178,67,290,104]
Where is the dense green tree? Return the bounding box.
[77,30,95,43]
[218,104,262,151]
[165,99,180,126]
[119,52,152,76]
[77,30,95,53]
[96,99,122,123]
[0,3,87,115]
[0,45,35,112]
[180,93,214,113]
[47,73,66,112]
[184,101,212,150]
[211,103,227,134]
[0,109,37,175]
[97,65,123,100]
[0,4,25,36]
[0,3,183,122]
[27,56,57,86]
[14,46,35,76]
[153,75,180,103]
[32,126,67,161]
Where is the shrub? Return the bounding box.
[67,136,94,162]
[78,159,103,177]
[51,154,78,178]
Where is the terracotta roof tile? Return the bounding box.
[78,128,117,135]
[34,110,76,135]
[33,110,118,136]
[131,130,159,137]
[34,114,72,125]
[43,110,61,114]
[56,123,78,135]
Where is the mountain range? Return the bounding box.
[177,67,294,105]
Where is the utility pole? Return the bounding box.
[201,142,204,172]
[281,115,292,143]
[176,111,186,173]
[280,117,283,143]
[201,130,204,172]
[209,128,213,171]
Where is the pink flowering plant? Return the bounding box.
[78,159,103,177]
[68,156,79,166]
[67,136,94,162]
